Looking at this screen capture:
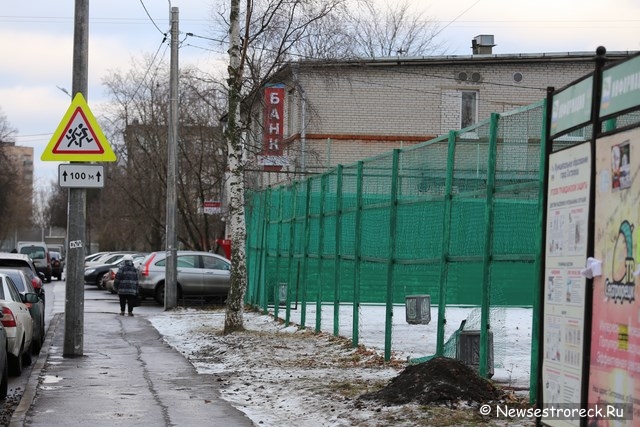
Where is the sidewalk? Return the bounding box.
[10,311,253,426]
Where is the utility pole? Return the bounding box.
[64,0,88,357]
[165,6,179,309]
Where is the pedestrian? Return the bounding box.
[114,255,139,316]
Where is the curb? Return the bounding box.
[9,312,62,427]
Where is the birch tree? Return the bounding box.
[222,0,442,332]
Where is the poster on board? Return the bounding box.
[542,142,591,427]
[588,126,640,425]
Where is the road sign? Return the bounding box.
[203,200,222,214]
[58,164,105,188]
[42,93,116,162]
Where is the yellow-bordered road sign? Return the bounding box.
[41,92,116,162]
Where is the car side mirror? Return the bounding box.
[22,293,40,304]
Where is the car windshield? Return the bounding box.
[20,245,46,260]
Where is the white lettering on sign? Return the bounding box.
[262,85,286,170]
[556,94,586,119]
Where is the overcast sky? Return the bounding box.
[1,0,638,187]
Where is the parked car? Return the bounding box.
[103,254,147,293]
[0,323,7,399]
[85,253,144,288]
[84,252,111,264]
[0,253,46,306]
[0,272,35,376]
[17,242,52,282]
[50,251,64,280]
[85,252,137,268]
[0,268,45,355]
[138,251,231,304]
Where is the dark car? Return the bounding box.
[84,262,119,288]
[0,253,45,306]
[0,268,46,355]
[85,253,145,289]
[50,251,64,281]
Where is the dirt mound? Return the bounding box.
[359,356,504,406]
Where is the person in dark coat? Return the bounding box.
[114,255,139,316]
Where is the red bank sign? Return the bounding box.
[261,84,288,171]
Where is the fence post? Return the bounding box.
[285,183,299,326]
[531,98,549,403]
[352,161,364,347]
[251,191,267,307]
[436,130,458,355]
[273,191,284,320]
[316,174,328,333]
[260,188,271,314]
[333,165,343,336]
[479,113,499,378]
[300,178,312,328]
[384,149,400,361]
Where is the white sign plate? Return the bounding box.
[58,164,105,188]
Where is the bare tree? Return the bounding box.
[0,108,32,243]
[222,0,352,333]
[218,0,443,332]
[224,0,246,333]
[0,108,17,143]
[346,0,444,58]
[44,181,69,229]
[94,58,228,252]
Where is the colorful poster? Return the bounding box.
[588,127,640,426]
[542,142,591,427]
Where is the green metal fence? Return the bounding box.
[244,99,547,399]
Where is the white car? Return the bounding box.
[0,272,36,376]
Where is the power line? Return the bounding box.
[432,0,482,38]
[139,0,168,35]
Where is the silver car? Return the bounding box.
[138,251,231,304]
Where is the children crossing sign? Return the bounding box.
[41,92,116,162]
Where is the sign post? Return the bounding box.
[41,74,116,356]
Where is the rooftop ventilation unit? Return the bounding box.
[472,35,495,55]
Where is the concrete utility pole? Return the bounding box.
[164,6,179,309]
[64,0,88,357]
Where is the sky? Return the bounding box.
[149,305,534,425]
[1,0,638,188]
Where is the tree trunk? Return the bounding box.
[224,0,248,334]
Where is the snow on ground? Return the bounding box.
[149,305,535,427]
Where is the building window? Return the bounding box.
[461,91,478,129]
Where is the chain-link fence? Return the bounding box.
[244,99,547,399]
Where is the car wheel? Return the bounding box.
[32,322,44,355]
[22,343,33,367]
[155,283,165,304]
[9,345,24,377]
[0,351,7,400]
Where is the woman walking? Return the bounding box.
[114,255,139,316]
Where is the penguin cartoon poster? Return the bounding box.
[588,127,640,424]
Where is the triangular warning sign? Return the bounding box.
[41,93,116,162]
